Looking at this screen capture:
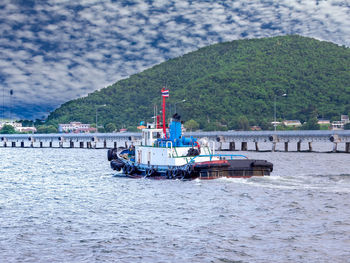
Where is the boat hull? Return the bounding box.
[110,156,273,180]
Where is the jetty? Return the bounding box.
[1,130,350,153]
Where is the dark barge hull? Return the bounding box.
[110,158,273,180]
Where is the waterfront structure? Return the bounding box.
[1,130,350,153]
[317,119,330,125]
[15,126,37,133]
[58,122,96,133]
[283,120,302,127]
[0,121,36,133]
[331,115,349,130]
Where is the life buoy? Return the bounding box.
[172,169,183,179]
[123,164,129,174]
[127,165,135,175]
[147,168,156,177]
[166,169,172,179]
[171,169,177,178]
[194,141,200,149]
[107,149,113,161]
[185,165,192,177]
[194,141,201,154]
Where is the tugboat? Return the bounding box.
[107,88,273,180]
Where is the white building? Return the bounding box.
[0,121,36,132]
[16,126,37,133]
[58,122,96,133]
[332,115,349,130]
[283,120,302,127]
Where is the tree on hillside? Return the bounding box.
[237,116,250,131]
[184,119,199,131]
[45,36,350,131]
[105,123,117,133]
[0,124,16,134]
[36,125,58,134]
[301,117,320,130]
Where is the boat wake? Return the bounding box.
[215,174,350,193]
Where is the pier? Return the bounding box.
[1,130,350,153]
[187,130,350,153]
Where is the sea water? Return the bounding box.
[0,147,349,262]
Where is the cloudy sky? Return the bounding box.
[1,0,349,119]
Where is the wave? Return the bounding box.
[216,174,350,193]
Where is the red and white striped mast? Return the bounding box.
[161,87,169,138]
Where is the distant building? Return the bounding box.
[341,115,349,123]
[58,122,96,133]
[317,119,330,125]
[16,126,37,133]
[283,120,302,127]
[0,121,36,132]
[271,121,282,127]
[250,126,262,131]
[332,115,349,130]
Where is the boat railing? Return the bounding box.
[166,141,176,157]
[188,154,248,164]
[209,141,215,155]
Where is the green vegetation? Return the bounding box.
[301,117,320,130]
[36,125,58,134]
[105,123,117,133]
[184,119,200,131]
[46,35,350,131]
[0,125,16,134]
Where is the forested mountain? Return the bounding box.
[46,35,350,130]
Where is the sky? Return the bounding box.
[1,0,349,120]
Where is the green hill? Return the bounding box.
[46,35,350,130]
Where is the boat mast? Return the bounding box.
[161,87,169,138]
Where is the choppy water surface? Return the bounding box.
[1,148,350,262]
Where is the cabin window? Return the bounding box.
[137,150,141,163]
[153,132,161,139]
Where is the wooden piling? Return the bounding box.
[114,142,117,148]
[80,141,84,148]
[255,142,259,152]
[229,142,235,151]
[49,141,52,148]
[272,142,276,152]
[346,142,350,153]
[21,141,24,148]
[40,141,43,148]
[308,142,313,152]
[241,142,247,151]
[284,142,288,152]
[297,141,301,152]
[12,141,16,147]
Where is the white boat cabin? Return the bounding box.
[136,127,217,167]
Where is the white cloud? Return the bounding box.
[0,0,349,119]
